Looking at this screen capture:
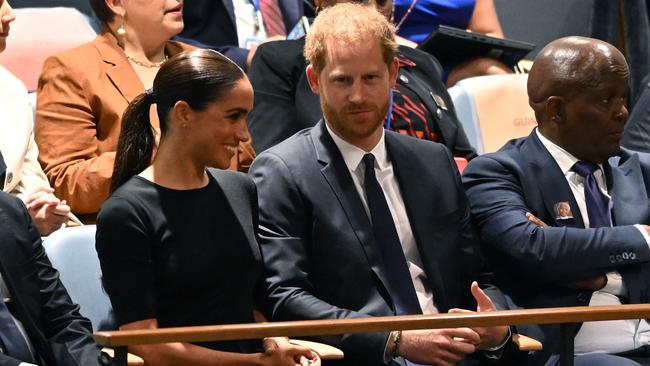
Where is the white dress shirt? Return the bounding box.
[0,273,38,365]
[536,129,650,354]
[326,123,438,315]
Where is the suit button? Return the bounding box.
[609,255,616,264]
[616,254,623,262]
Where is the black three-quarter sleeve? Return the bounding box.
[96,196,157,326]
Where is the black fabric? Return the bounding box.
[96,174,262,353]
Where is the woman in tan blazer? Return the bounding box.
[35,0,255,219]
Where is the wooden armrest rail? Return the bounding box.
[94,304,650,347]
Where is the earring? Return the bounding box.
[117,14,127,36]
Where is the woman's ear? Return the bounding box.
[171,100,193,129]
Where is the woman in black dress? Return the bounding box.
[96,49,319,366]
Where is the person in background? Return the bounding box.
[247,0,477,157]
[96,49,320,366]
[393,0,511,85]
[0,0,69,235]
[176,0,302,70]
[35,0,255,221]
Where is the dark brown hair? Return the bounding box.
[110,49,246,192]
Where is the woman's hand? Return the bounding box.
[25,187,70,235]
[260,337,321,366]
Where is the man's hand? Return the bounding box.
[398,328,478,366]
[260,337,320,366]
[448,282,509,350]
[25,188,70,235]
[525,212,548,228]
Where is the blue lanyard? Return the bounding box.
[385,89,394,130]
[248,0,260,11]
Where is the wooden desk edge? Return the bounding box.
[95,304,650,347]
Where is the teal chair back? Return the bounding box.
[42,225,117,331]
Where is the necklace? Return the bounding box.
[124,53,169,68]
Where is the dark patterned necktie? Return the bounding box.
[572,161,611,228]
[260,0,286,37]
[363,154,421,315]
[0,286,35,363]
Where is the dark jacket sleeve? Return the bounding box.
[3,194,101,366]
[247,40,308,153]
[462,154,650,283]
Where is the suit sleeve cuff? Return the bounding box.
[480,327,512,359]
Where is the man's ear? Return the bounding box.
[306,64,321,94]
[388,57,399,88]
[546,96,565,125]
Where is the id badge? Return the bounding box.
[245,37,262,49]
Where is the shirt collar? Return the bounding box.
[325,122,388,172]
[535,128,604,175]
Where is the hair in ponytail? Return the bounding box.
[110,49,246,192]
[110,91,156,192]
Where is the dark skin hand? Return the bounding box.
[525,212,607,291]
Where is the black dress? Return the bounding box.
[96,172,262,353]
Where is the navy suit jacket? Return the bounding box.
[462,130,650,365]
[251,121,495,366]
[177,0,303,70]
[0,192,100,366]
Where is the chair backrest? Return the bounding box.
[0,7,97,91]
[448,74,537,154]
[42,225,117,331]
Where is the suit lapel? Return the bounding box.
[386,133,447,308]
[523,132,585,228]
[607,151,650,226]
[93,30,144,104]
[311,122,393,300]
